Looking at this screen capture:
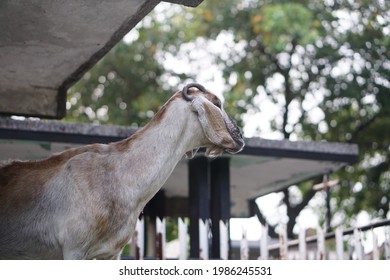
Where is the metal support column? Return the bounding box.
[188,156,209,259]
[210,157,231,259]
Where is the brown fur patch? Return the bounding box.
[152,105,167,124]
[0,161,57,212]
[204,92,222,108]
[0,143,109,212]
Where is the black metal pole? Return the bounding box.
[188,157,209,259]
[210,157,231,259]
[326,187,332,232]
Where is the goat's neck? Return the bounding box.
[116,101,202,209]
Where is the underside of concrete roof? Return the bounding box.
[0,0,203,119]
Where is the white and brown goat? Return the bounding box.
[0,83,244,259]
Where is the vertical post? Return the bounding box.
[354,228,363,260]
[385,227,390,260]
[132,216,144,260]
[199,219,209,260]
[279,223,288,260]
[324,178,332,233]
[348,241,354,260]
[156,218,166,260]
[317,226,326,260]
[372,229,379,260]
[260,224,269,260]
[178,217,188,260]
[298,227,307,260]
[219,220,229,260]
[210,157,231,259]
[240,227,249,260]
[313,175,337,233]
[143,190,165,258]
[188,157,209,259]
[146,218,156,258]
[325,187,331,232]
[335,227,344,260]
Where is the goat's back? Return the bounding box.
[0,143,112,259]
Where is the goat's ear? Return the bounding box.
[191,96,236,150]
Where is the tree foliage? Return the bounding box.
[180,0,390,236]
[66,11,188,127]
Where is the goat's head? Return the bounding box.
[182,83,245,158]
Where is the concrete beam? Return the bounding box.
[163,0,204,7]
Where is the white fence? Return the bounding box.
[124,217,390,260]
[125,217,229,260]
[251,219,390,260]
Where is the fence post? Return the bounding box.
[241,227,249,260]
[298,227,307,260]
[348,241,354,260]
[279,223,288,260]
[335,227,344,260]
[260,224,269,260]
[385,227,390,260]
[219,220,229,260]
[156,217,166,260]
[146,217,156,258]
[132,216,144,260]
[317,226,326,260]
[199,219,209,260]
[353,228,363,260]
[178,217,188,260]
[372,229,379,260]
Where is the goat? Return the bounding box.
[0,83,244,259]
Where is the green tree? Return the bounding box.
[66,12,188,127]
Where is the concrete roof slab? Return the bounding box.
[0,0,204,118]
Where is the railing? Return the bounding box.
[122,217,390,260]
[254,219,390,260]
[122,217,228,260]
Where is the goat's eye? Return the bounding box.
[215,102,222,109]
